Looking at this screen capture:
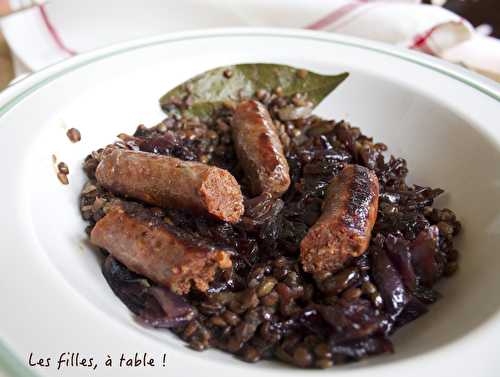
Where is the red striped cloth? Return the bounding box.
[2,0,498,82]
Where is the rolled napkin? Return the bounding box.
[224,0,473,54]
[441,35,500,82]
[0,0,497,81]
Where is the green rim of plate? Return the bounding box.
[0,341,37,377]
[0,29,498,377]
[0,31,498,118]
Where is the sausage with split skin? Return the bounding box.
[95,148,244,223]
[300,164,380,274]
[231,100,291,198]
[90,204,232,294]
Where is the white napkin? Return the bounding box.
[0,0,498,81]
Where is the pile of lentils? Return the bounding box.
[79,86,461,369]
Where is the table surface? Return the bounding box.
[0,31,14,90]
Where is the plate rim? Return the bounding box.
[0,28,498,120]
[0,27,499,377]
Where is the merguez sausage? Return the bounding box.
[231,100,290,198]
[300,164,380,274]
[91,204,232,294]
[95,148,244,223]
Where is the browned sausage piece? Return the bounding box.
[95,148,244,223]
[300,164,380,274]
[232,100,290,198]
[90,205,232,294]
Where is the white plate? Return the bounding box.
[0,28,499,377]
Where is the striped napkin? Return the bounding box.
[0,0,498,81]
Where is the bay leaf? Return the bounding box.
[159,64,348,120]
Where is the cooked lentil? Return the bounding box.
[57,162,69,175]
[66,127,81,143]
[57,172,69,185]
